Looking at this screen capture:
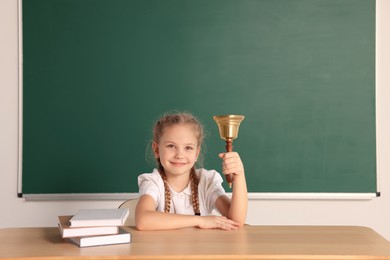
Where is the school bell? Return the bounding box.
[213,115,245,188]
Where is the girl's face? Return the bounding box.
[153,124,200,177]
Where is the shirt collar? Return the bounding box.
[168,181,192,196]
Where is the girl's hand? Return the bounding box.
[218,152,245,177]
[197,215,240,231]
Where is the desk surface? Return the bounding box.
[1,226,390,260]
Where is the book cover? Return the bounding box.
[58,215,119,238]
[67,228,131,247]
[70,208,129,227]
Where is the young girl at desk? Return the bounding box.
[135,112,248,231]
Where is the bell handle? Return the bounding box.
[225,138,234,188]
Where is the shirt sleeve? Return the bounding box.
[138,170,163,207]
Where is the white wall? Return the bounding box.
[1,0,389,240]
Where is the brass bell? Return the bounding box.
[213,115,245,188]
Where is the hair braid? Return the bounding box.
[159,165,171,213]
[190,167,201,215]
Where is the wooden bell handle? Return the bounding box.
[225,139,234,188]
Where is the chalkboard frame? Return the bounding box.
[18,0,378,200]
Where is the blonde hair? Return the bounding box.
[153,112,204,215]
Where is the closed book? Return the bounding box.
[68,228,131,247]
[58,215,119,238]
[70,208,129,227]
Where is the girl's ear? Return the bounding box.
[196,146,201,160]
[152,141,159,158]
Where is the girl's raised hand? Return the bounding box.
[197,215,240,231]
[218,152,245,177]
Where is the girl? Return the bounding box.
[135,112,248,230]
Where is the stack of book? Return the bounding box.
[58,208,131,247]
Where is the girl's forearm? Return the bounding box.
[228,173,248,225]
[136,210,200,231]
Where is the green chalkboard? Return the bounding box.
[22,0,376,196]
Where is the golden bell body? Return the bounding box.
[213,115,245,140]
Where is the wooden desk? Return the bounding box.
[1,226,390,260]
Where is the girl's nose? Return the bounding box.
[174,149,184,159]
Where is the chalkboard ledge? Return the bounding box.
[20,193,140,201]
[20,192,379,201]
[248,192,379,200]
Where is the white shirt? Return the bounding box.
[138,168,226,215]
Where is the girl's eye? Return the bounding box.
[186,146,194,150]
[167,144,175,149]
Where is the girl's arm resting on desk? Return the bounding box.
[135,194,240,231]
[216,152,248,226]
